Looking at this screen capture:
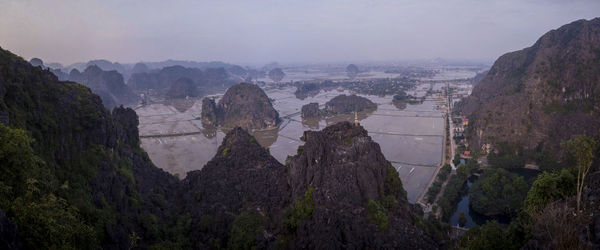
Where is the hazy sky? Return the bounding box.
[1,0,598,65]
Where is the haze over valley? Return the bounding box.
[0,1,599,249]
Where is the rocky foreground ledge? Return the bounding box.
[182,121,440,249]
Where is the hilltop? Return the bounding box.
[457,18,600,164]
[201,83,280,130]
[68,65,138,109]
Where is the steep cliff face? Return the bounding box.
[457,18,600,159]
[287,122,438,249]
[0,47,180,249]
[181,121,439,249]
[301,102,321,118]
[201,83,280,130]
[70,65,139,109]
[325,94,377,114]
[181,127,290,248]
[201,97,219,125]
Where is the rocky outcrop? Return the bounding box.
[166,77,199,99]
[29,57,70,81]
[300,95,377,119]
[325,94,377,114]
[201,98,219,125]
[181,122,440,249]
[0,47,180,249]
[295,82,320,100]
[456,18,600,160]
[69,65,139,109]
[201,83,280,130]
[301,103,321,118]
[287,122,438,249]
[182,127,289,248]
[392,91,423,110]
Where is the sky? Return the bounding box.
[0,0,599,66]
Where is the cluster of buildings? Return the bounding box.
[452,115,493,161]
[452,116,472,159]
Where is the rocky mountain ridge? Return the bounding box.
[456,18,600,162]
[68,65,139,109]
[0,46,442,248]
[0,47,179,248]
[287,122,438,249]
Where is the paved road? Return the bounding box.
[416,90,454,206]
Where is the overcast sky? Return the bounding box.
[0,0,598,65]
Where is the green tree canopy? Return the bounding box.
[523,169,576,214]
[469,168,528,216]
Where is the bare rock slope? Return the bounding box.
[201,82,280,130]
[457,18,600,159]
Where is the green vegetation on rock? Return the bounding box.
[0,124,97,249]
[523,169,575,214]
[366,200,388,230]
[285,187,315,231]
[228,211,264,250]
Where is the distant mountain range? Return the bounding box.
[36,58,245,83]
[29,57,253,108]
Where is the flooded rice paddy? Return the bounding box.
[137,83,454,202]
